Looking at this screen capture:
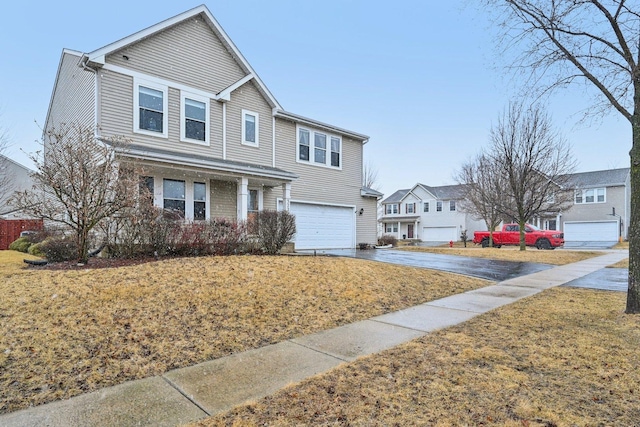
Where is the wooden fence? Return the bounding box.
[0,219,44,250]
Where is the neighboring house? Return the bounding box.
[0,154,35,219]
[558,167,630,243]
[382,167,630,244]
[380,183,486,242]
[44,5,379,250]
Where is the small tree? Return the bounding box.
[11,124,140,263]
[456,153,506,247]
[487,103,576,250]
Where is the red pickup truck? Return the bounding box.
[473,224,564,250]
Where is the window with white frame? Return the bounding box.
[393,224,398,232]
[406,203,415,214]
[450,200,456,211]
[575,187,606,204]
[297,126,341,168]
[385,203,399,214]
[193,182,206,220]
[140,176,154,205]
[242,110,259,146]
[135,80,168,137]
[163,179,186,217]
[181,93,209,144]
[385,223,392,233]
[436,201,443,212]
[424,202,429,212]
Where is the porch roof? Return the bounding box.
[379,215,421,222]
[115,144,299,182]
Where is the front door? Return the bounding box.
[407,224,414,239]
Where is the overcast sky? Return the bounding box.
[0,1,630,197]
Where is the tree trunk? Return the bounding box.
[519,219,526,251]
[627,110,640,313]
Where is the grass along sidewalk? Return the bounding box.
[193,287,640,426]
[0,250,490,414]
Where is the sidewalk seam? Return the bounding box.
[286,339,352,363]
[160,375,211,417]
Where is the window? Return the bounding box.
[194,182,206,220]
[393,224,398,232]
[436,201,443,212]
[248,189,259,214]
[385,204,399,214]
[406,203,415,214]
[163,179,185,217]
[314,133,326,164]
[547,220,557,230]
[181,93,209,144]
[242,110,259,146]
[134,80,168,137]
[385,223,392,233]
[450,201,456,211]
[297,126,341,168]
[575,188,606,204]
[331,137,340,167]
[299,129,310,161]
[424,202,429,213]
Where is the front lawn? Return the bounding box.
[194,287,640,426]
[0,250,489,414]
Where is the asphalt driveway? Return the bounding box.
[562,267,628,292]
[314,248,553,282]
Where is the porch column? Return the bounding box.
[237,177,248,221]
[414,220,418,239]
[397,221,401,239]
[282,182,291,211]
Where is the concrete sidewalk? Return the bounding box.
[0,251,628,427]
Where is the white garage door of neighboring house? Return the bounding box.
[289,202,355,250]
[564,221,618,242]
[422,226,458,242]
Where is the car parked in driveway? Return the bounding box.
[473,224,564,250]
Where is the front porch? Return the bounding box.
[380,216,421,240]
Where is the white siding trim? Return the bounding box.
[241,109,259,147]
[180,91,210,146]
[133,77,168,138]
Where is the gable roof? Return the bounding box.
[381,189,410,204]
[83,4,282,110]
[419,184,466,200]
[563,168,629,188]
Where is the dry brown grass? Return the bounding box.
[398,245,606,265]
[0,251,489,414]
[194,288,640,427]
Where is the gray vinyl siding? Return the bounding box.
[274,118,363,206]
[106,18,245,93]
[225,81,273,166]
[99,69,224,158]
[45,51,95,133]
[211,180,237,220]
[561,185,626,223]
[356,198,379,245]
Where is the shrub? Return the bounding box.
[9,237,31,253]
[39,237,79,262]
[27,242,45,257]
[252,210,296,255]
[378,234,397,247]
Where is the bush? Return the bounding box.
[39,237,79,262]
[378,234,397,247]
[252,210,296,255]
[27,242,45,257]
[9,237,32,253]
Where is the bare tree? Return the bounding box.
[11,124,140,263]
[488,103,576,250]
[363,161,381,191]
[456,153,506,247]
[483,0,640,312]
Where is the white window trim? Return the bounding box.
[424,202,429,213]
[248,187,264,212]
[450,200,456,211]
[575,187,606,204]
[180,91,210,146]
[242,109,259,147]
[436,201,443,212]
[133,78,168,138]
[158,177,210,221]
[296,124,342,170]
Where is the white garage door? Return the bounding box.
[289,202,355,250]
[422,226,458,242]
[564,221,618,242]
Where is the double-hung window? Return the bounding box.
[450,201,456,211]
[181,92,209,144]
[436,201,443,212]
[140,176,155,205]
[193,182,206,221]
[135,80,168,137]
[424,202,429,212]
[297,126,341,168]
[575,187,606,204]
[242,110,259,146]
[406,203,415,214]
[163,179,186,217]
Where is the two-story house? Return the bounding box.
[0,155,36,219]
[559,168,630,243]
[380,183,486,242]
[43,5,380,250]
